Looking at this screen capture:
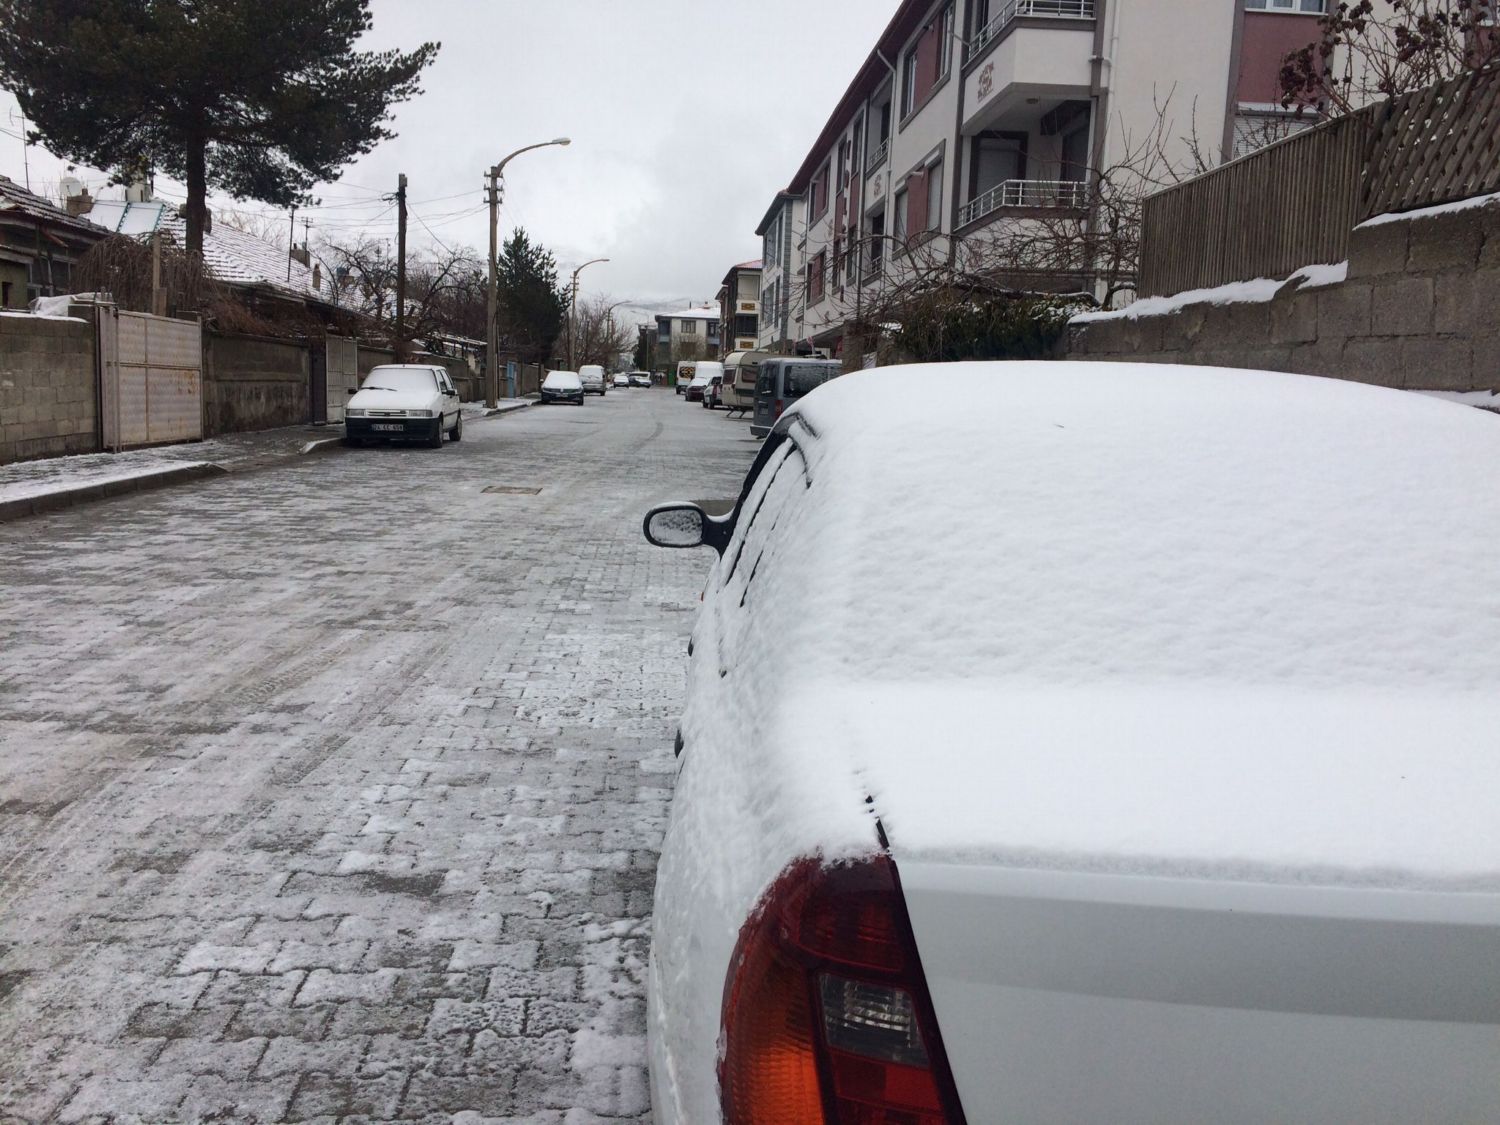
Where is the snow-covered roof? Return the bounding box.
[697,362,1500,888]
[658,307,721,321]
[157,212,321,300]
[0,175,105,236]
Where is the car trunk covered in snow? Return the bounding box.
[649,363,1500,1123]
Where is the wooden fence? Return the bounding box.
[1139,65,1500,297]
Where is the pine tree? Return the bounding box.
[496,229,567,365]
[0,0,437,255]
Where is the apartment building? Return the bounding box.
[760,0,1347,356]
[653,306,722,369]
[717,260,763,356]
[756,192,804,352]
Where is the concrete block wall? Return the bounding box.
[203,333,311,437]
[0,314,97,465]
[1070,199,1500,393]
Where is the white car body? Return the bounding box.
[344,364,460,445]
[644,362,1500,1124]
[580,364,608,395]
[613,373,631,388]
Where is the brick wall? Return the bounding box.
[0,314,97,465]
[1070,199,1500,393]
[203,333,311,437]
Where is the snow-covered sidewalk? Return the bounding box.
[0,402,535,522]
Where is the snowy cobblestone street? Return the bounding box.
[0,390,756,1123]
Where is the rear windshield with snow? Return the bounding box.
[364,368,438,393]
[544,371,582,388]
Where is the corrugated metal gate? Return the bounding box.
[325,336,359,424]
[96,305,203,450]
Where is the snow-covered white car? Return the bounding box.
[540,370,584,405]
[641,362,1500,1124]
[344,364,461,448]
[613,373,631,388]
[629,372,653,388]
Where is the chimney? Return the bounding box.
[312,263,322,291]
[62,178,93,216]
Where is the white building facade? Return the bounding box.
[759,0,1344,357]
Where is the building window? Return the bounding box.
[925,161,943,232]
[810,160,831,220]
[808,250,827,305]
[1244,0,1327,10]
[867,209,886,277]
[901,45,919,118]
[938,3,954,77]
[894,187,909,242]
[1061,125,1090,182]
[681,319,698,336]
[1233,108,1317,158]
[969,132,1027,200]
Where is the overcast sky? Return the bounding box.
[0,0,892,320]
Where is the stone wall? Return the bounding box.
[1070,198,1500,393]
[0,314,97,465]
[203,332,310,437]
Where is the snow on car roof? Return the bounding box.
[731,362,1500,885]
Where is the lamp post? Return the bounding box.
[487,138,571,407]
[567,257,609,370]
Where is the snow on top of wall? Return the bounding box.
[1357,189,1500,229]
[1071,260,1349,324]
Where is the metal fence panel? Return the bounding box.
[326,336,359,423]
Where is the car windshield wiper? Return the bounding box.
[361,386,399,392]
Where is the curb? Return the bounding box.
[0,463,228,525]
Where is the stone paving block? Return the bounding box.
[428,997,527,1037]
[0,395,745,1118]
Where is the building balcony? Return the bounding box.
[968,0,1096,60]
[959,178,1088,226]
[866,138,890,174]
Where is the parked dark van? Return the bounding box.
[750,358,843,437]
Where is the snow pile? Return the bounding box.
[1358,189,1500,228]
[1072,260,1350,324]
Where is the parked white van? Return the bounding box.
[675,361,697,396]
[579,365,608,396]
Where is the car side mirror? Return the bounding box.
[346,388,358,395]
[643,504,709,549]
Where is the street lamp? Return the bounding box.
[567,257,609,370]
[486,137,571,407]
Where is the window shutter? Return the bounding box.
[906,169,929,234]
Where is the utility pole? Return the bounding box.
[395,173,408,353]
[286,204,296,281]
[482,139,572,405]
[486,167,501,407]
[150,231,165,317]
[567,257,609,371]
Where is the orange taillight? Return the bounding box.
[720,857,966,1125]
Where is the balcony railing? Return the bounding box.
[866,138,890,173]
[959,178,1089,225]
[969,0,1095,57]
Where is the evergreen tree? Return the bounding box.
[0,0,437,255]
[496,229,567,365]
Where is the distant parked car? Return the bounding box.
[750,357,841,437]
[613,373,631,388]
[629,372,652,388]
[540,370,585,405]
[641,361,1500,1125]
[344,364,462,448]
[579,365,608,395]
[685,360,722,404]
[702,372,726,409]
